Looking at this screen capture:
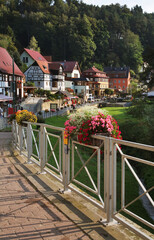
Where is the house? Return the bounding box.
[24,59,52,90]
[20,48,48,68]
[53,61,81,90]
[72,77,89,100]
[49,62,65,91]
[23,49,65,91]
[0,47,24,99]
[104,67,130,93]
[82,66,109,97]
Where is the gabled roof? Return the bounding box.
[83,66,105,74]
[104,67,130,78]
[0,47,24,76]
[53,61,81,73]
[49,62,63,71]
[36,61,50,74]
[82,66,109,79]
[23,48,47,62]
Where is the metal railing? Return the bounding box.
[12,121,154,240]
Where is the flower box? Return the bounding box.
[65,106,122,145]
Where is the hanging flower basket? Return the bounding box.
[64,106,122,145]
[16,110,37,126]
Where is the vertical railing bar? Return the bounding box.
[97,148,100,195]
[121,155,125,209]
[59,135,61,172]
[104,137,107,212]
[72,141,74,179]
[112,142,117,214]
[27,123,32,163]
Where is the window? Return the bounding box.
[123,80,125,83]
[74,73,78,78]
[46,82,48,86]
[114,80,116,83]
[123,86,125,88]
[38,82,40,86]
[52,81,58,87]
[23,57,28,63]
[118,80,121,83]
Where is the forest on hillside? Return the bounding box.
[0,0,154,78]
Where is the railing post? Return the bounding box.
[39,124,46,173]
[13,121,18,147]
[112,140,117,216]
[27,123,32,163]
[62,131,70,192]
[104,137,114,224]
[19,125,23,154]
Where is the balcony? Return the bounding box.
[52,75,64,80]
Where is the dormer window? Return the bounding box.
[43,65,47,70]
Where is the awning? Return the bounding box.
[0,95,13,102]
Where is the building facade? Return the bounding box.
[0,47,24,99]
[82,66,109,97]
[22,49,65,91]
[104,67,130,93]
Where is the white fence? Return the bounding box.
[12,121,154,240]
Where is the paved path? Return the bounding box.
[0,133,146,240]
[0,134,90,240]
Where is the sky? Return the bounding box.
[82,0,154,13]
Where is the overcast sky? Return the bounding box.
[82,0,154,13]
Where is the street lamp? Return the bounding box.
[12,58,16,112]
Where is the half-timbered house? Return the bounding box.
[24,60,51,90]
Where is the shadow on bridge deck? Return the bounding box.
[0,132,143,240]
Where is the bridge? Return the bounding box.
[0,121,153,240]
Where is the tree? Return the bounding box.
[68,14,96,68]
[28,36,40,52]
[121,30,143,73]
[104,88,113,96]
[0,33,21,66]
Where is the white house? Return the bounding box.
[49,62,65,91]
[22,49,65,91]
[20,48,48,68]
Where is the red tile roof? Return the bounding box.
[37,61,50,74]
[82,66,109,78]
[83,66,105,74]
[0,47,24,76]
[24,48,47,62]
[49,62,63,71]
[54,61,81,73]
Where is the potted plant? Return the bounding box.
[64,106,122,145]
[16,110,37,126]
